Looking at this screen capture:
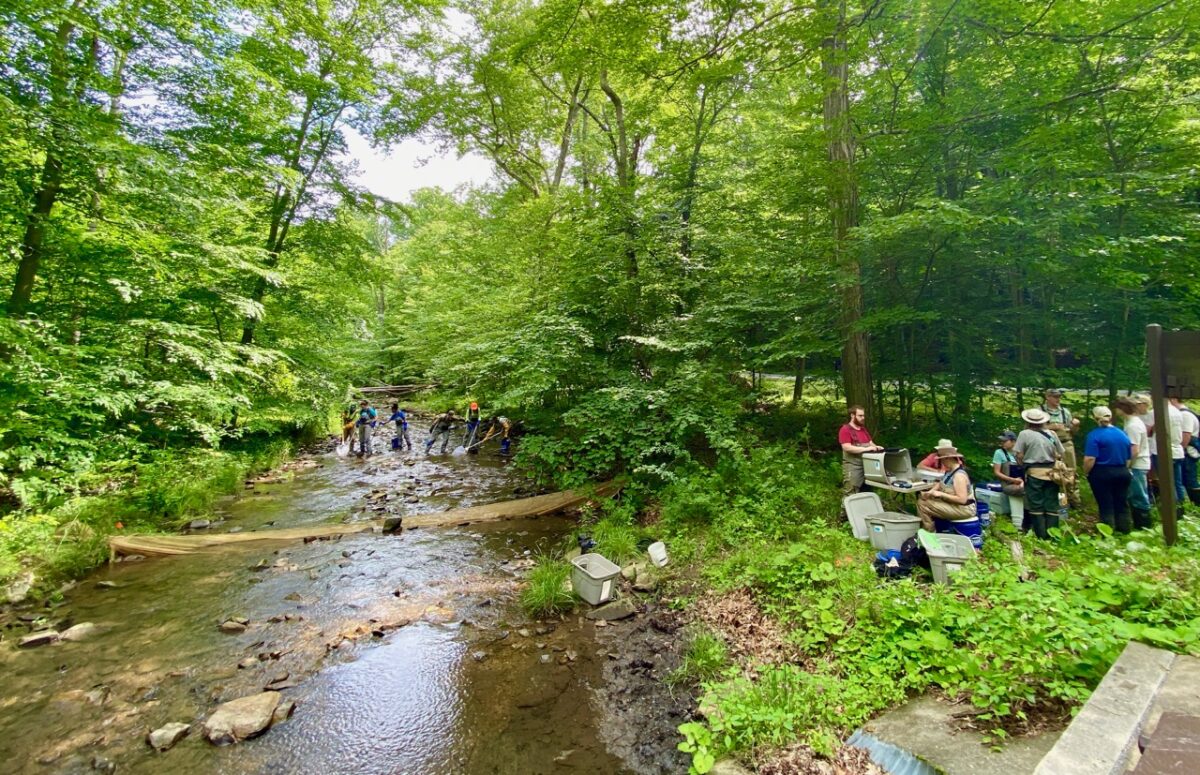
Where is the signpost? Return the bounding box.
[1145,324,1200,546]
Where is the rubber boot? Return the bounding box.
[1031,513,1048,540]
[1132,508,1153,530]
[1188,488,1200,506]
[1177,503,1186,522]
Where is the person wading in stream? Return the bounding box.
[355,399,378,458]
[464,401,481,452]
[425,409,459,455]
[474,415,513,455]
[387,403,412,452]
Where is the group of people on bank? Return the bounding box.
[840,388,1200,541]
[340,400,513,458]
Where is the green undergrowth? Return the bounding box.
[0,437,295,592]
[657,445,1200,773]
[668,628,731,686]
[520,557,576,617]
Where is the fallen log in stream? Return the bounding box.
[108,483,618,559]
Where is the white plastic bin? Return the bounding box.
[917,529,976,584]
[975,486,1010,516]
[843,492,885,541]
[570,553,621,605]
[866,513,921,552]
[863,449,916,486]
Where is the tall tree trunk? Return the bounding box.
[822,0,872,417]
[792,356,806,403]
[8,5,83,317]
[9,154,63,317]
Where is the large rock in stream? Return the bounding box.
[147,722,190,751]
[203,691,281,745]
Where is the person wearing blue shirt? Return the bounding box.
[1083,405,1133,533]
[355,400,378,458]
[387,403,412,451]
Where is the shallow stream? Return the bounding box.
[0,444,631,774]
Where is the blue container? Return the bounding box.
[875,549,903,563]
[976,500,991,529]
[935,517,984,548]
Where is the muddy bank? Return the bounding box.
[595,602,696,773]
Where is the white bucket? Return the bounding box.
[647,541,669,567]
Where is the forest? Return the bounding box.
[2,0,1199,770]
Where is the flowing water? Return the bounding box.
[0,444,630,774]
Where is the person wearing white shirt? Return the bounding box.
[1171,397,1200,506]
[1116,397,1153,529]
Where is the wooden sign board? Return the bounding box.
[1147,326,1200,545]
[1163,331,1200,400]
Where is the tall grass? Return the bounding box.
[521,557,577,617]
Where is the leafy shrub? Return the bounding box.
[659,447,841,546]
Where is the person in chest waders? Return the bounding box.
[464,402,481,452]
[356,400,377,458]
[425,410,458,455]
[1042,388,1081,509]
[387,403,412,452]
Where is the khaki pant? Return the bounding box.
[1049,425,1081,508]
[842,459,866,496]
[1060,441,1081,507]
[917,498,975,531]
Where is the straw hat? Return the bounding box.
[1132,393,1152,406]
[937,446,964,460]
[935,438,954,450]
[1021,408,1049,424]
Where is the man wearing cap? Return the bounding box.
[1115,397,1152,529]
[1042,389,1081,508]
[1083,405,1133,533]
[992,431,1024,497]
[1014,408,1065,538]
[839,405,883,499]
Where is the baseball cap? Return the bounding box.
[997,430,1017,441]
[1045,388,1064,396]
[1092,405,1112,420]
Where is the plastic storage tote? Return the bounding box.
[843,492,885,541]
[974,486,1010,516]
[570,553,621,605]
[866,513,922,551]
[862,449,917,486]
[916,529,977,584]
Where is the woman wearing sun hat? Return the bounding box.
[917,439,955,475]
[916,446,983,547]
[1013,408,1065,538]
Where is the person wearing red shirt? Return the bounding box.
[839,405,883,497]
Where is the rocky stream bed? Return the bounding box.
[0,440,693,774]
